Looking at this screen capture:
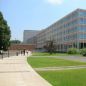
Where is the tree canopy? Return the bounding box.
[44,40,57,54]
[10,40,21,44]
[0,12,11,51]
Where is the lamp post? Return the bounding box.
[8,48,9,57]
[1,46,3,59]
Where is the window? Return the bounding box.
[79,18,86,24]
[78,26,86,31]
[79,11,86,17]
[79,34,86,39]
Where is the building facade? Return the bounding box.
[23,30,39,44]
[36,9,86,52]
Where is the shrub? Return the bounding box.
[80,48,86,56]
[67,48,78,54]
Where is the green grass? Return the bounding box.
[32,52,81,57]
[32,52,70,56]
[27,57,86,68]
[28,56,86,86]
[38,69,86,86]
[27,55,86,86]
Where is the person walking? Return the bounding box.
[16,52,18,56]
[23,49,26,55]
[26,50,29,56]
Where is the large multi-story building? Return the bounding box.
[23,30,39,44]
[36,9,86,52]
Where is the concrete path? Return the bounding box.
[0,54,52,86]
[54,56,86,62]
[34,65,86,71]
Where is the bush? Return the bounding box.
[80,48,86,56]
[67,48,78,54]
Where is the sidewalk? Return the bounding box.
[34,65,86,71]
[0,54,52,86]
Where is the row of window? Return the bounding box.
[79,18,86,24]
[78,26,86,31]
[79,34,86,39]
[51,19,86,34]
[79,11,86,17]
[57,11,78,25]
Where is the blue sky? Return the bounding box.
[0,0,86,41]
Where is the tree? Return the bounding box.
[10,40,21,44]
[44,40,57,54]
[0,12,11,51]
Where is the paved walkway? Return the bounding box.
[34,65,86,71]
[0,54,52,86]
[54,56,86,62]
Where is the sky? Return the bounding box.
[0,0,86,41]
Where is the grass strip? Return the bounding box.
[27,57,86,68]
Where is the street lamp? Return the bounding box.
[8,47,9,57]
[1,46,3,59]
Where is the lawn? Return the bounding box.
[32,52,71,56]
[27,57,86,68]
[27,56,86,86]
[38,69,86,86]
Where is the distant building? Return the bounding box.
[23,30,39,44]
[27,36,37,44]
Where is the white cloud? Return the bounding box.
[45,0,63,5]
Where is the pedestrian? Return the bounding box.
[21,50,23,55]
[16,52,18,56]
[23,49,26,55]
[26,50,28,56]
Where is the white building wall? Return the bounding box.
[36,9,86,52]
[23,30,39,44]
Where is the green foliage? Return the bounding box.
[80,48,86,56]
[67,48,78,54]
[28,54,86,86]
[10,40,21,44]
[0,12,11,51]
[32,52,52,56]
[32,52,69,56]
[44,40,57,54]
[27,57,86,68]
[38,69,86,86]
